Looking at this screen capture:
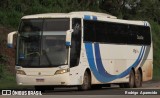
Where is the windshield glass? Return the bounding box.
[18,18,69,67]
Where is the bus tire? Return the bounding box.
[134,70,142,88]
[78,71,91,91]
[124,70,135,88]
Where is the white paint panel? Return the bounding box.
[99,44,142,60]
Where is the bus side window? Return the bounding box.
[70,18,82,68]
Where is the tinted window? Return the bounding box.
[18,18,69,67]
[84,20,151,45]
[41,35,68,66]
[43,19,69,31]
[83,21,96,42]
[19,19,43,32]
[70,18,82,67]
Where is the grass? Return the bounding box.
[0,79,18,89]
[153,67,160,81]
[0,10,23,28]
[150,21,160,80]
[0,67,33,90]
[0,66,17,89]
[0,79,33,90]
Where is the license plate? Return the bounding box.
[36,79,44,82]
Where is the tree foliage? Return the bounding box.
[0,0,159,27]
[100,0,160,21]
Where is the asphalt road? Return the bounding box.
[42,81,160,95]
[0,95,160,98]
[0,81,160,98]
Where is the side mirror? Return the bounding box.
[66,29,73,46]
[7,31,17,48]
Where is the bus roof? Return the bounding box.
[21,11,150,27]
[22,11,117,19]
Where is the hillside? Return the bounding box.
[0,27,15,78]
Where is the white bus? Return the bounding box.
[7,11,153,91]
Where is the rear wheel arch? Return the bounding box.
[86,68,91,80]
[132,67,136,75]
[138,67,143,81]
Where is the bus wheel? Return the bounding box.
[78,71,91,91]
[124,70,135,88]
[134,70,142,88]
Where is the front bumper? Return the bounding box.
[16,73,70,86]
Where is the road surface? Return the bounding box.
[42,81,160,95]
[0,81,160,98]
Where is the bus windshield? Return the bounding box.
[17,18,69,67]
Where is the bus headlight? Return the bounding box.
[55,69,69,75]
[16,70,26,75]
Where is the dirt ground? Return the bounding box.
[0,26,16,74]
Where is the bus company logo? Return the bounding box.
[133,49,139,54]
[2,90,11,95]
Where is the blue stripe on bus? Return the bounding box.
[7,44,13,48]
[84,15,91,20]
[118,46,145,78]
[94,43,114,77]
[66,41,71,46]
[94,43,145,78]
[93,16,97,20]
[84,15,97,20]
[85,43,145,82]
[85,43,115,82]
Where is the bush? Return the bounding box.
[0,64,4,79]
[0,10,23,28]
[150,21,160,80]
